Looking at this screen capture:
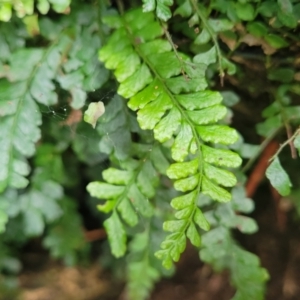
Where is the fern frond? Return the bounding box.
[126,188,175,300]
[200,227,268,300]
[0,33,71,193]
[126,225,160,300]
[87,94,170,257]
[0,7,107,193]
[199,185,269,300]
[99,8,242,267]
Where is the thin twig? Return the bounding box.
[284,122,297,159]
[269,128,300,162]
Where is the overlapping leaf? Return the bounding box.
[87,143,168,257]
[99,8,241,267]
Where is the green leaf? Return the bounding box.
[171,191,196,210]
[23,208,44,236]
[87,182,125,199]
[84,101,105,128]
[154,107,181,142]
[204,162,237,187]
[186,222,201,247]
[37,0,50,14]
[258,1,277,17]
[137,93,172,130]
[194,28,210,44]
[156,0,173,21]
[174,0,192,17]
[221,91,240,107]
[102,168,133,185]
[9,49,44,81]
[265,34,288,48]
[148,52,182,78]
[293,135,300,156]
[235,3,255,21]
[128,79,160,111]
[104,212,127,257]
[0,3,12,21]
[202,145,242,168]
[208,19,234,31]
[193,46,217,65]
[0,202,8,233]
[128,184,154,217]
[163,220,186,232]
[137,160,158,198]
[150,146,170,174]
[187,105,227,125]
[202,176,231,202]
[171,122,193,161]
[117,198,138,226]
[266,157,292,196]
[197,125,239,145]
[115,53,140,82]
[194,208,210,231]
[139,40,172,57]
[174,174,199,192]
[174,206,193,219]
[0,92,41,192]
[142,0,155,12]
[256,115,281,137]
[268,68,295,83]
[97,200,116,213]
[277,0,297,28]
[176,90,222,110]
[246,22,268,38]
[167,159,198,180]
[118,64,153,98]
[43,197,86,266]
[234,215,258,234]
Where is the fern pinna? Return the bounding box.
[92,8,242,268]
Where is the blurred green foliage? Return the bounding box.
[0,0,300,299]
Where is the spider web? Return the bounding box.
[36,88,117,170]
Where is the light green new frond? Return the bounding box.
[99,8,241,268]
